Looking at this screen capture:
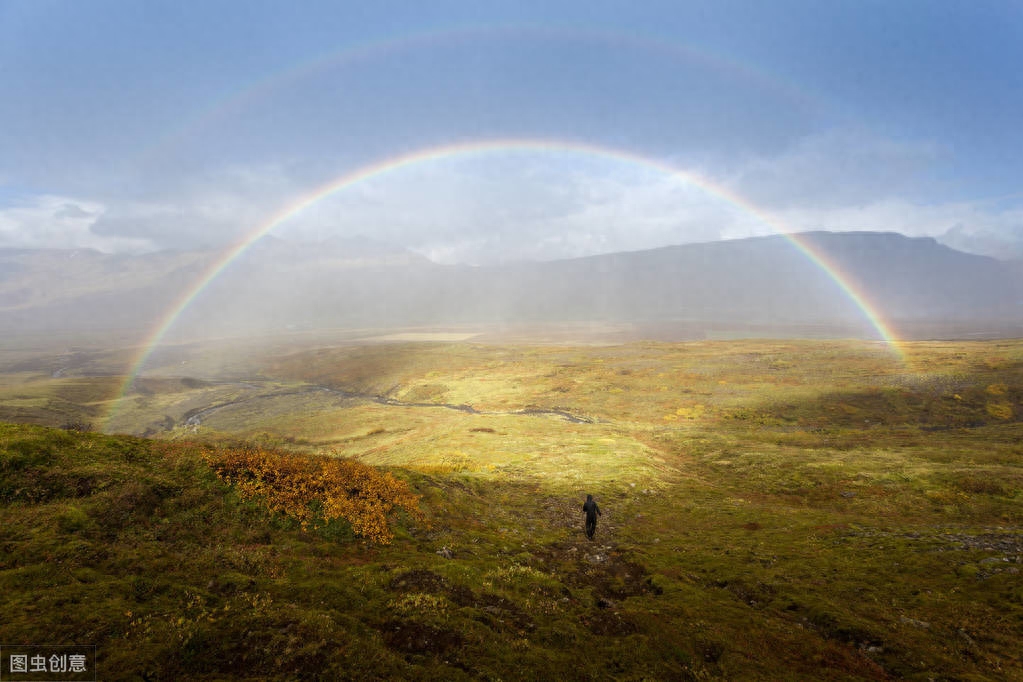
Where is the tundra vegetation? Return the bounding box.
[0,338,1021,679]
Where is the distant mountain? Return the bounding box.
[0,236,422,335]
[427,231,1022,339]
[237,235,430,268]
[2,232,1021,342]
[0,246,212,333]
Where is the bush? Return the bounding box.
[202,446,424,544]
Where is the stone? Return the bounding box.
[899,616,930,629]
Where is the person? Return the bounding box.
[582,494,601,540]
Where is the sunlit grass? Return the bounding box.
[0,374,123,427]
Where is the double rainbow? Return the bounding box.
[138,24,823,169]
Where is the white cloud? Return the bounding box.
[190,148,1022,265]
[0,195,154,252]
[5,143,1020,265]
[691,128,1023,258]
[87,163,304,250]
[276,152,749,264]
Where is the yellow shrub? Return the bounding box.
[202,446,424,544]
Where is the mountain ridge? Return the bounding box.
[3,231,1020,341]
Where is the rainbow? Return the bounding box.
[136,24,823,169]
[103,138,902,429]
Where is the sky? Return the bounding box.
[1,0,1021,264]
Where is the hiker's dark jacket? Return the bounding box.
[583,499,601,521]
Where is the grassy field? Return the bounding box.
[1,338,1021,679]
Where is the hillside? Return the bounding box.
[3,232,1022,343]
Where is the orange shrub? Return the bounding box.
[202,446,424,544]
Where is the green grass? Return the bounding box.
[1,339,1022,679]
[0,374,123,428]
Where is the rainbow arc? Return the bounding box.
[103,138,903,429]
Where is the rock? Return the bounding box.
[958,628,977,649]
[840,491,856,499]
[899,616,930,629]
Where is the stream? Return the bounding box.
[180,382,596,429]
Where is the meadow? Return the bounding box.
[0,338,1021,679]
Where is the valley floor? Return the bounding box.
[1,338,1021,679]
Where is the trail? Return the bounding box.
[179,381,596,429]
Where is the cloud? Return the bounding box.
[690,127,1023,259]
[88,203,234,250]
[721,129,944,209]
[935,215,1023,260]
[5,145,1020,266]
[0,162,306,254]
[0,162,334,255]
[276,153,747,264]
[54,203,96,220]
[0,196,153,252]
[86,163,304,250]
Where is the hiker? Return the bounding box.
[582,494,601,540]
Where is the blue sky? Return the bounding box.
[1,0,1021,262]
